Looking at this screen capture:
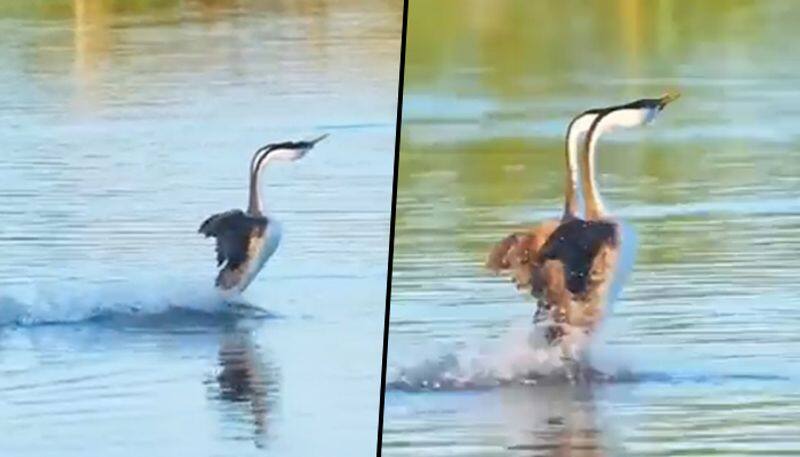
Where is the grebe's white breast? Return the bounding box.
[233,218,283,295]
[607,220,638,315]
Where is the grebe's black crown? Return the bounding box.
[582,92,680,115]
[262,133,329,153]
[616,92,680,112]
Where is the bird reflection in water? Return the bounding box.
[210,324,279,449]
[501,384,608,457]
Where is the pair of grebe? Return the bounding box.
[487,94,679,371]
[199,134,328,296]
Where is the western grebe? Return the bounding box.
[199,134,328,296]
[534,93,679,368]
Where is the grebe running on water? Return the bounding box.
[533,93,679,372]
[199,135,328,297]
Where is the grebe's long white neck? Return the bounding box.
[246,134,329,216]
[247,144,271,216]
[563,111,600,220]
[582,93,679,220]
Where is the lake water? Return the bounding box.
[0,1,401,455]
[384,1,800,455]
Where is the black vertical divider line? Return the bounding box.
[376,0,408,455]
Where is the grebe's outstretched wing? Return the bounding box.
[486,220,560,291]
[199,209,268,272]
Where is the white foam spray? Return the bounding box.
[0,275,230,326]
[388,318,601,391]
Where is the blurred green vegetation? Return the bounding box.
[405,0,768,98]
[0,0,175,18]
[0,0,401,19]
[396,0,800,270]
[0,0,402,109]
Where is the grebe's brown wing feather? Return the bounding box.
[486,233,520,271]
[199,209,267,270]
[486,220,560,290]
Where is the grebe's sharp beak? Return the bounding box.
[658,92,680,110]
[308,133,329,145]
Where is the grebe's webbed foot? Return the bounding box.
[533,299,550,324]
[225,299,273,318]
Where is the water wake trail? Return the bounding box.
[0,276,252,326]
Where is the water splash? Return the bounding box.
[387,321,793,393]
[388,321,584,391]
[0,276,256,326]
